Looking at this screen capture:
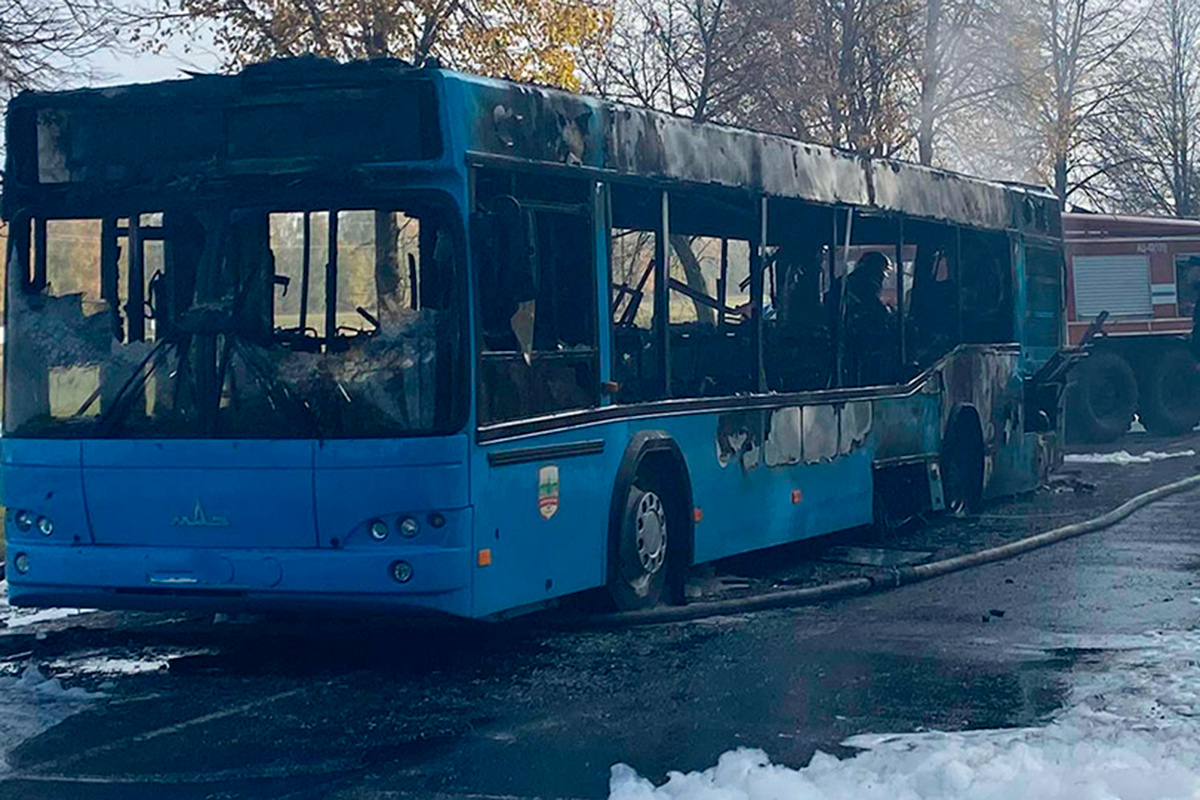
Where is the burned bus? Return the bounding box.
[2,58,1064,617]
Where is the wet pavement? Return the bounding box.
[2,432,1200,799]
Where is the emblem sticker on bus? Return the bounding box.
[538,466,560,520]
[172,499,230,528]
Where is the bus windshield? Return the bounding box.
[5,198,464,439]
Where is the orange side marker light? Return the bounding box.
[791,489,803,505]
[693,508,703,523]
[477,548,492,567]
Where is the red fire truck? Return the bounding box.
[1064,213,1200,441]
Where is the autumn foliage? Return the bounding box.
[142,0,610,90]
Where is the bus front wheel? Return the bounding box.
[610,482,669,611]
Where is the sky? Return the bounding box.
[83,33,222,88]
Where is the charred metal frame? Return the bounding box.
[655,190,670,398]
[470,163,604,423]
[4,59,1063,442]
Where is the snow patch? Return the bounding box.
[0,666,100,774]
[48,655,171,676]
[1063,450,1196,465]
[610,629,1200,800]
[44,646,214,677]
[0,581,92,629]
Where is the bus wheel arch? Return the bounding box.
[941,404,985,516]
[607,431,695,611]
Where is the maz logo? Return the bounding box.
[172,499,230,528]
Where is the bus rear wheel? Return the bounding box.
[1138,347,1200,437]
[942,407,984,516]
[610,482,670,611]
[1065,350,1138,443]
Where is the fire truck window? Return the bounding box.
[1176,254,1200,317]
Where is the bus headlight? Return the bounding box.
[37,517,54,537]
[398,516,419,538]
[14,511,33,532]
[13,552,30,574]
[390,560,413,583]
[369,520,389,541]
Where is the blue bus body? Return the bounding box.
[2,61,1064,618]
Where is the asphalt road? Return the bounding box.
[2,444,1200,800]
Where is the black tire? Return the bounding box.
[872,488,896,539]
[1065,350,1138,443]
[942,407,984,516]
[608,480,671,611]
[1138,346,1200,437]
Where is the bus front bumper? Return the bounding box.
[4,543,474,618]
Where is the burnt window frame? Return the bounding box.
[958,225,1017,345]
[829,208,908,388]
[4,191,470,439]
[471,165,602,426]
[762,198,840,392]
[608,183,764,403]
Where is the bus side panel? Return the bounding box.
[985,432,1047,500]
[661,409,874,565]
[870,390,942,462]
[469,400,878,617]
[470,428,620,618]
[939,346,1049,501]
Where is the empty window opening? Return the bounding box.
[475,169,599,424]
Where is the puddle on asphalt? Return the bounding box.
[820,546,935,567]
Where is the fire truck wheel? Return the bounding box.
[1065,350,1138,443]
[1138,347,1200,437]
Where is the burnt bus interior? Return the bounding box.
[4,65,470,440]
[5,60,1060,438]
[7,202,465,438]
[473,167,1024,425]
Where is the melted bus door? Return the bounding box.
[80,441,317,548]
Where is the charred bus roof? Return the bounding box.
[455,73,1060,235]
[5,56,1060,235]
[3,57,444,217]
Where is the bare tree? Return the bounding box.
[749,0,921,157]
[1007,0,1143,205]
[912,0,1012,165]
[0,0,125,95]
[1092,0,1200,216]
[583,0,774,124]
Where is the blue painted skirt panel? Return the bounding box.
[469,400,878,617]
[4,437,474,616]
[471,433,613,617]
[6,539,473,617]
